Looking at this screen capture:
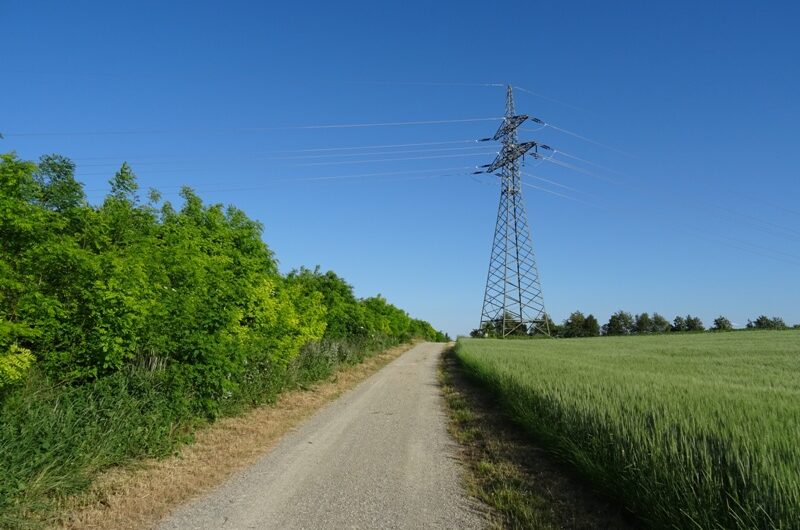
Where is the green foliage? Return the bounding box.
[286,266,365,339]
[670,314,704,332]
[470,312,556,338]
[0,345,34,392]
[286,268,448,343]
[633,312,651,334]
[712,315,733,331]
[561,311,586,338]
[685,314,704,332]
[33,154,85,212]
[650,312,671,333]
[456,331,800,529]
[561,311,600,338]
[108,161,138,202]
[0,369,196,527]
[582,314,600,337]
[603,310,634,336]
[0,152,443,524]
[471,313,531,338]
[671,315,687,332]
[748,315,788,330]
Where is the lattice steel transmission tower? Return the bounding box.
[475,85,550,337]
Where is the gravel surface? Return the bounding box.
[158,342,486,529]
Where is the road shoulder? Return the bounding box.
[56,343,415,530]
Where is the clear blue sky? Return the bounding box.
[3,1,799,336]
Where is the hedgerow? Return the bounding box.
[0,152,446,526]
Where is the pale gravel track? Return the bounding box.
[158,342,486,530]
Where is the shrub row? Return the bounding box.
[0,152,446,526]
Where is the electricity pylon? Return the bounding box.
[475,85,550,337]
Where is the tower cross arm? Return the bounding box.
[481,115,529,142]
[484,141,542,173]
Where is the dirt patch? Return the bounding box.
[56,343,414,530]
[440,348,639,530]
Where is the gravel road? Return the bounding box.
[158,342,486,529]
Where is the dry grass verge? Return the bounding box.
[55,343,415,530]
[440,347,637,530]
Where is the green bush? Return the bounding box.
[0,345,34,392]
[0,151,447,525]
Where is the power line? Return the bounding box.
[520,123,633,158]
[83,167,475,194]
[82,166,477,191]
[512,85,584,112]
[534,144,800,245]
[685,230,800,268]
[73,149,495,176]
[554,149,623,175]
[274,144,490,160]
[69,139,483,161]
[295,150,496,167]
[74,144,494,167]
[521,171,586,195]
[274,138,480,154]
[544,123,634,157]
[521,181,593,205]
[287,167,474,183]
[521,173,800,268]
[4,117,502,137]
[545,157,620,184]
[353,81,505,88]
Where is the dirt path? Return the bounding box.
[158,342,485,529]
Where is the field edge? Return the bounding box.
[439,346,635,530]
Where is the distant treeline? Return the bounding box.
[472,311,797,338]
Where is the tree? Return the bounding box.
[604,311,634,336]
[712,316,733,331]
[286,266,363,339]
[651,313,671,333]
[770,317,787,330]
[634,313,652,334]
[562,311,586,338]
[583,314,601,337]
[540,313,560,336]
[685,315,705,332]
[672,316,687,332]
[747,315,787,330]
[33,154,85,212]
[109,162,139,203]
[470,312,556,338]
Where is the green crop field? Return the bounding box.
[455,331,800,529]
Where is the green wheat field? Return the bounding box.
[455,331,800,529]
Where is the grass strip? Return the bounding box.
[0,340,413,529]
[440,347,634,530]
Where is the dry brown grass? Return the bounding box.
[55,343,414,530]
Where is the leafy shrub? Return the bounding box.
[0,345,34,392]
[0,151,447,525]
